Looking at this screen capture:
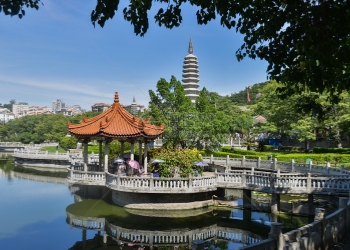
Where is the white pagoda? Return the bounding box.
[182,39,200,103]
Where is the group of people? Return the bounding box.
[112,159,144,177]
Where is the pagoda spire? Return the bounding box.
[188,38,194,54]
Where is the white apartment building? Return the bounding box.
[12,104,29,118]
[52,99,65,113]
[0,108,15,124]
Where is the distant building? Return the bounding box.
[52,99,65,113]
[12,104,29,118]
[91,103,110,112]
[122,97,145,114]
[182,38,200,103]
[0,108,15,123]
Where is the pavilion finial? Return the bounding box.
[133,96,136,103]
[114,92,119,103]
[188,38,193,54]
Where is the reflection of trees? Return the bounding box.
[0,156,14,182]
[205,240,229,250]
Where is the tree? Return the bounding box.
[0,0,41,18]
[8,1,350,112]
[145,76,230,149]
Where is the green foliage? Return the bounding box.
[145,77,230,149]
[0,114,70,143]
[313,147,350,154]
[149,147,202,177]
[59,136,77,150]
[230,82,268,105]
[40,146,66,153]
[276,154,350,166]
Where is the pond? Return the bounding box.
[0,158,311,250]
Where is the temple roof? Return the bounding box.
[68,92,164,140]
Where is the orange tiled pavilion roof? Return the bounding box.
[68,92,164,140]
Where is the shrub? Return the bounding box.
[59,136,77,150]
[313,147,350,154]
[150,147,202,177]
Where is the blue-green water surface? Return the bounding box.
[0,160,310,250]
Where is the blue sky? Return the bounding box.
[0,1,268,110]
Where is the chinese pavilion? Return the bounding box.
[68,92,164,174]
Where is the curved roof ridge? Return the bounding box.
[68,92,164,139]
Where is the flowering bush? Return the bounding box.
[149,147,202,177]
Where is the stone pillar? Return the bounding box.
[130,141,135,160]
[242,156,246,166]
[120,141,125,158]
[243,189,252,210]
[83,139,88,172]
[326,162,331,174]
[268,222,283,250]
[291,159,295,172]
[103,231,107,249]
[99,140,103,170]
[257,157,261,168]
[104,141,109,172]
[341,165,345,174]
[273,158,278,171]
[309,160,313,172]
[82,229,87,250]
[241,170,247,187]
[144,142,148,174]
[308,194,314,216]
[271,193,279,214]
[226,155,229,166]
[138,140,142,165]
[307,173,312,192]
[314,208,326,250]
[210,154,213,164]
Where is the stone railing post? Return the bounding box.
[150,174,154,191]
[242,156,246,167]
[257,157,261,168]
[273,158,278,171]
[210,154,214,164]
[307,173,312,192]
[268,222,283,250]
[326,162,331,175]
[117,172,121,189]
[309,160,313,172]
[241,170,246,187]
[291,159,295,172]
[270,174,275,192]
[188,173,193,192]
[226,155,229,166]
[314,207,326,249]
[341,165,345,174]
[70,167,73,181]
[339,197,350,232]
[277,169,280,178]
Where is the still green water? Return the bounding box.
[0,159,310,250]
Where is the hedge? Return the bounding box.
[200,150,268,160]
[313,147,350,154]
[275,153,350,165]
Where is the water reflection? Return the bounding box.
[66,188,310,250]
[0,161,310,250]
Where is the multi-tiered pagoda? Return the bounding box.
[182,39,200,103]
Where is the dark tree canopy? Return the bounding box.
[3,0,350,111]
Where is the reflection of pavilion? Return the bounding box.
[66,210,265,250]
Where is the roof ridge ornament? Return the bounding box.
[188,38,193,54]
[114,92,119,103]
